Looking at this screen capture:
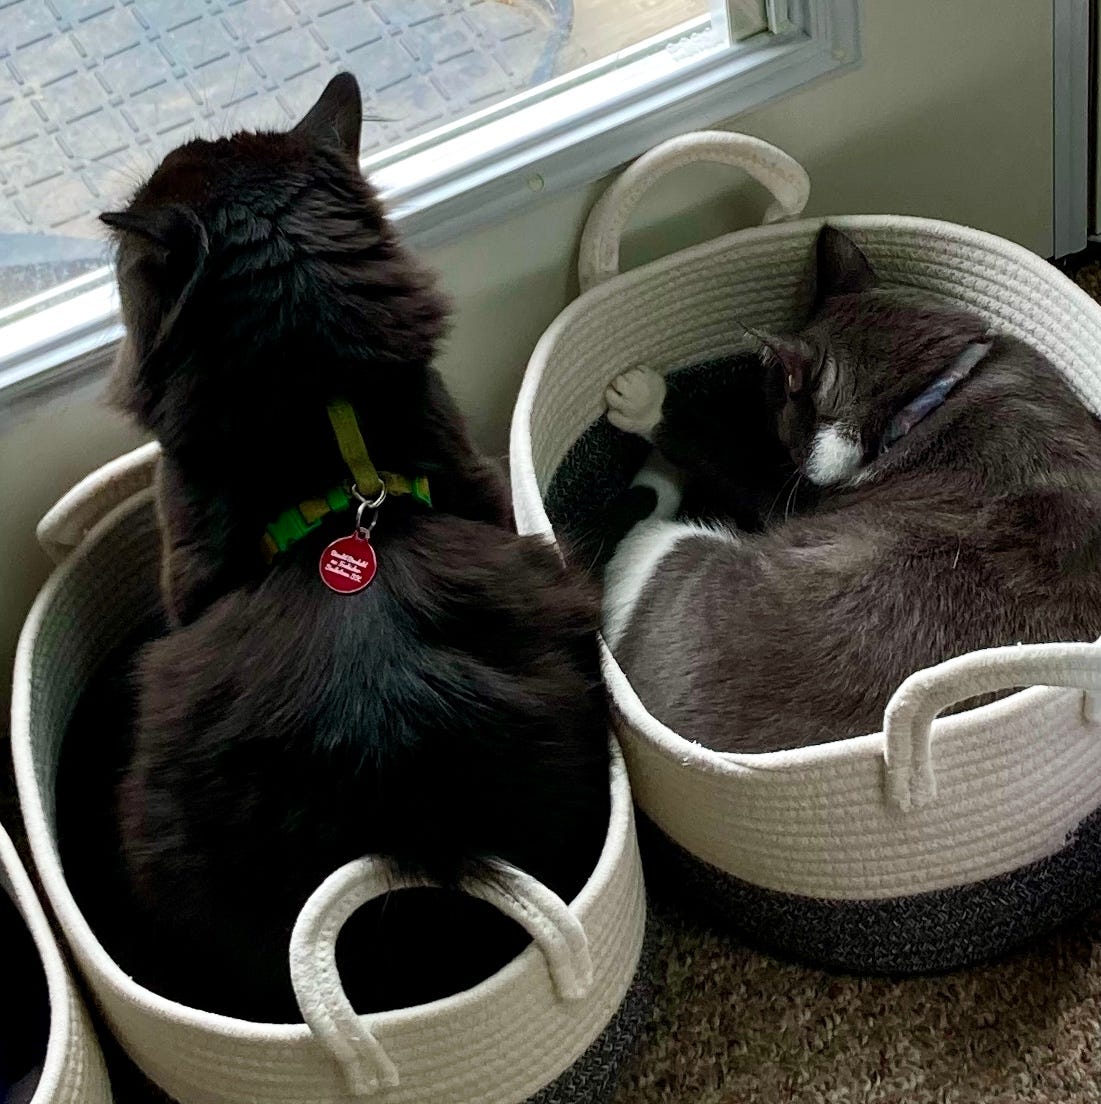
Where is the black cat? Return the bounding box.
[94,72,608,1021]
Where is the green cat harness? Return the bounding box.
[260,399,431,563]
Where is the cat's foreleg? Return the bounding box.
[606,367,683,521]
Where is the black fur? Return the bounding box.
[96,73,608,1020]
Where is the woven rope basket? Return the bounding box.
[510,131,1101,972]
[12,448,650,1104]
[0,821,112,1103]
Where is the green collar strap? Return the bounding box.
[260,400,431,563]
[326,398,432,505]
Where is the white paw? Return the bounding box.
[605,367,666,440]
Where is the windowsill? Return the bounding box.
[0,0,859,412]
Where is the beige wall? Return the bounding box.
[0,0,1054,712]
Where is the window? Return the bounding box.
[0,0,858,403]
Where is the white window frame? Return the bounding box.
[1053,0,1089,256]
[0,0,860,411]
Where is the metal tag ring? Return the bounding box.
[350,483,386,539]
[351,483,388,510]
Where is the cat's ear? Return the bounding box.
[815,225,877,302]
[100,206,208,260]
[760,337,815,395]
[102,205,209,377]
[293,72,363,161]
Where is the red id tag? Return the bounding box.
[319,533,377,594]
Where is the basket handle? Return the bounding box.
[884,642,1101,811]
[577,130,811,292]
[289,856,593,1097]
[36,441,161,563]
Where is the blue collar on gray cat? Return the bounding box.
[879,340,992,454]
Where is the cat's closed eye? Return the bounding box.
[816,351,838,400]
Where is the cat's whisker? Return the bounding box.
[98,156,146,195]
[194,80,211,127]
[784,473,804,521]
[566,517,609,575]
[583,537,607,575]
[765,469,800,527]
[222,57,246,133]
[730,313,783,357]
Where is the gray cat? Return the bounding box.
[603,226,1101,753]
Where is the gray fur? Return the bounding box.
[606,227,1101,752]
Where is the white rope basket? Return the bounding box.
[0,821,112,1103]
[510,131,1101,970]
[12,449,649,1104]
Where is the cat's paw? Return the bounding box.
[606,368,666,440]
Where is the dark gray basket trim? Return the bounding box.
[636,811,1101,975]
[528,916,658,1104]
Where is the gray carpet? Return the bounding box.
[612,902,1101,1102]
